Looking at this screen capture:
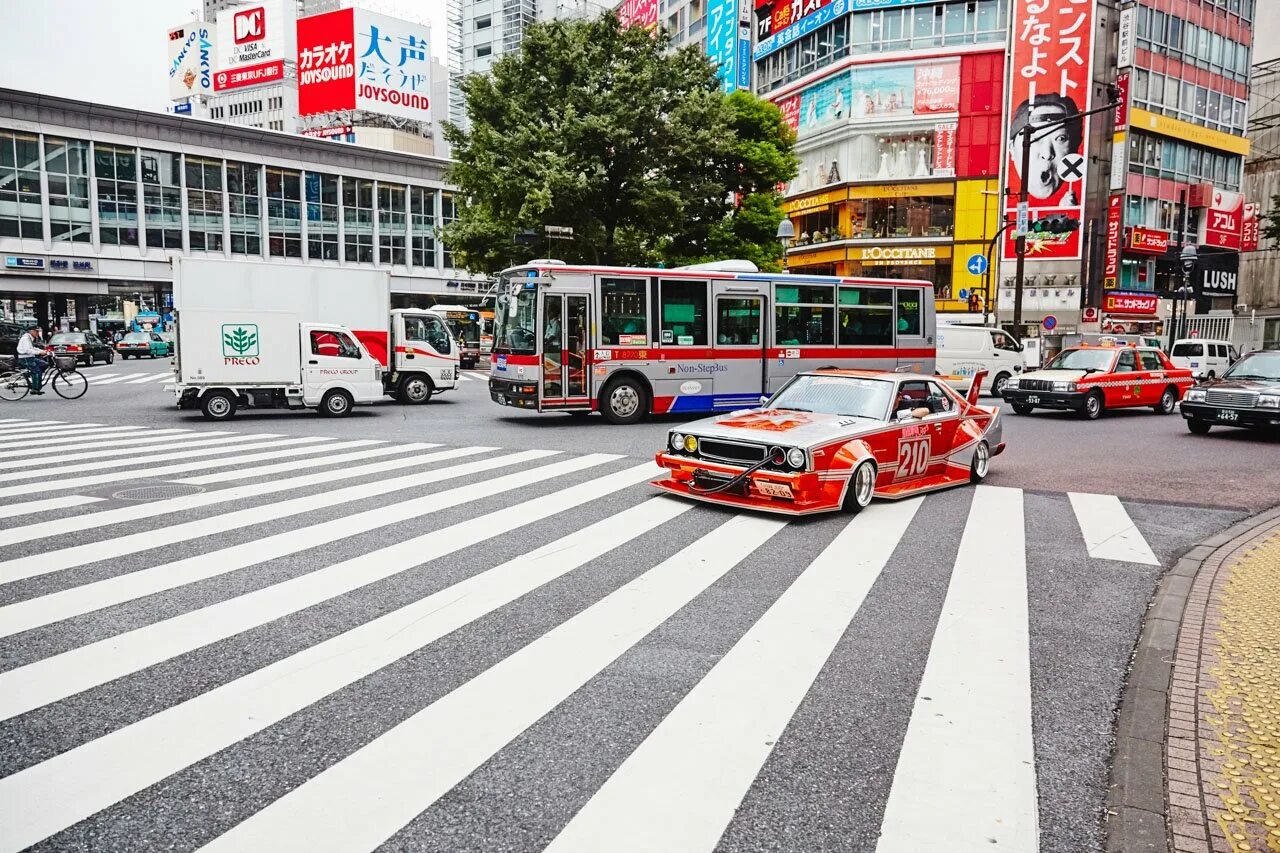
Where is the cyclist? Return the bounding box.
[17,326,46,395]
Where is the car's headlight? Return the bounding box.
[669,432,684,452]
[1258,394,1280,409]
[1184,389,1206,403]
[1052,381,1077,392]
[786,447,806,470]
[1005,379,1019,390]
[684,434,699,453]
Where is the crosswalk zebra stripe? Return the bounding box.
[0,428,204,459]
[0,418,43,425]
[546,497,924,853]
[1068,492,1159,565]
[0,446,479,550]
[0,436,336,499]
[196,510,785,853]
[0,495,105,520]
[0,432,250,470]
[0,420,65,430]
[0,422,103,436]
[151,373,175,382]
[0,426,187,451]
[88,374,147,386]
[0,488,685,853]
[175,441,440,485]
[0,453,616,723]
[0,447,530,592]
[122,373,167,384]
[875,486,1038,852]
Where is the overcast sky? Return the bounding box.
[0,0,449,114]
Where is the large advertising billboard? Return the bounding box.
[754,0,934,60]
[296,8,432,122]
[707,0,749,92]
[215,0,295,92]
[167,22,215,100]
[1003,0,1097,262]
[792,59,959,138]
[616,0,659,29]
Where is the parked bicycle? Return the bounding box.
[0,352,88,401]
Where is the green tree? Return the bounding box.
[442,14,796,273]
[1262,194,1280,243]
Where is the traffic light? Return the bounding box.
[1030,214,1080,235]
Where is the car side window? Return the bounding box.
[1139,351,1163,371]
[1116,350,1137,372]
[991,332,1018,352]
[894,381,952,415]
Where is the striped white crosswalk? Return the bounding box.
[0,417,1174,853]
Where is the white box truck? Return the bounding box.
[171,258,459,420]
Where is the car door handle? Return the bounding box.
[308,359,318,365]
[405,353,414,359]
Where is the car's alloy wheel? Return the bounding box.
[970,441,990,483]
[844,460,876,514]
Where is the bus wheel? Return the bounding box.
[600,377,647,425]
[398,374,433,405]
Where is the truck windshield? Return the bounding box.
[493,285,537,355]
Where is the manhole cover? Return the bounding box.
[111,484,207,501]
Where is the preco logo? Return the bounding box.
[224,356,261,365]
[234,7,265,44]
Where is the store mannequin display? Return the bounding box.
[915,147,930,177]
[877,150,891,180]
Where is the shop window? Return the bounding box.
[716,298,761,346]
[441,192,457,269]
[343,177,374,263]
[226,161,261,255]
[600,278,648,345]
[95,143,139,246]
[896,289,922,336]
[46,137,91,244]
[659,280,707,346]
[186,156,224,252]
[838,287,893,346]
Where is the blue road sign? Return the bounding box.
[966,254,989,276]
[1042,315,1058,331]
[959,289,969,300]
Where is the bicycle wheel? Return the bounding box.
[0,372,30,402]
[52,369,88,399]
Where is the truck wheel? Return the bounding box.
[842,461,876,514]
[991,372,1011,396]
[398,374,433,405]
[599,376,647,425]
[201,391,237,421]
[320,389,354,417]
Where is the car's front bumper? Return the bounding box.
[653,451,842,515]
[1000,388,1087,411]
[1180,401,1280,428]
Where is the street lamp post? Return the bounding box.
[1173,244,1198,345]
[776,218,795,272]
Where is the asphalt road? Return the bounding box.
[0,359,1273,853]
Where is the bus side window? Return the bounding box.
[659,279,708,346]
[599,278,648,346]
[895,289,922,336]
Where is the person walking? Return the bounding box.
[17,326,47,395]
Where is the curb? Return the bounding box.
[1105,505,1280,853]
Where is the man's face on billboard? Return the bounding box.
[1012,104,1076,200]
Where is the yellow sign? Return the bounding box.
[788,247,847,265]
[1129,109,1250,156]
[847,245,950,265]
[848,182,955,199]
[783,188,848,214]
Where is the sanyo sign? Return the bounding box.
[166,22,215,100]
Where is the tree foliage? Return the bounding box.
[442,14,797,273]
[1263,194,1280,244]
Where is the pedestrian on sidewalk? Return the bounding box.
[16,326,46,395]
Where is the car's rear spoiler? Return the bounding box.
[966,370,987,405]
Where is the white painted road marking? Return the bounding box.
[0,494,104,520]
[0,428,204,458]
[1068,492,1160,565]
[0,431,235,469]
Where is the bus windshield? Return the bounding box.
[493,285,537,355]
[441,311,481,347]
[766,374,895,420]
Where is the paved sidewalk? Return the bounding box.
[1109,508,1280,853]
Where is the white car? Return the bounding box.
[1169,338,1238,380]
[936,325,1025,396]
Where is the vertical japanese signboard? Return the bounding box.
[215,0,294,92]
[1242,202,1260,251]
[1003,0,1097,261]
[1102,193,1122,289]
[708,0,745,93]
[615,0,659,28]
[296,8,432,123]
[1201,188,1243,250]
[168,22,215,100]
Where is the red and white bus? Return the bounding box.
[488,260,937,424]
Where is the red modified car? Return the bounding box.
[653,369,1003,515]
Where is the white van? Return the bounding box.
[936,325,1024,395]
[1170,338,1238,380]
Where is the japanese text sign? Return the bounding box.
[1242,202,1260,252]
[1127,226,1169,255]
[1102,292,1159,315]
[616,0,659,29]
[1201,188,1243,250]
[1103,194,1122,289]
[708,0,746,93]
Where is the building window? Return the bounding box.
[186,155,224,252]
[775,284,834,346]
[475,15,491,28]
[440,192,457,268]
[226,161,261,255]
[44,137,91,243]
[94,143,139,246]
[140,149,183,249]
[265,166,302,258]
[377,183,407,265]
[410,186,436,267]
[305,171,339,261]
[476,44,492,58]
[659,280,709,346]
[343,177,374,263]
[0,131,41,239]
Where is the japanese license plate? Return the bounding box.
[756,481,794,499]
[1218,409,1239,422]
[1025,395,1041,404]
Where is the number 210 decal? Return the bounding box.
[896,436,932,479]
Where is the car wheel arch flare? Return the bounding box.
[828,439,879,485]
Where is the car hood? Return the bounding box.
[677,409,885,447]
[1201,377,1280,394]
[1016,368,1090,383]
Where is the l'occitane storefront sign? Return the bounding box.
[848,245,951,265]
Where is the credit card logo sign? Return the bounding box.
[234,8,265,43]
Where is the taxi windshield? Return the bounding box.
[1045,349,1115,372]
[767,374,894,420]
[1223,351,1280,382]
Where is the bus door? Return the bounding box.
[713,289,767,403]
[895,287,932,373]
[540,292,591,407]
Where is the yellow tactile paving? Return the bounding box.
[1207,533,1280,853]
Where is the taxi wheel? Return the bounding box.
[1080,391,1105,420]
[1187,419,1212,435]
[1153,386,1178,415]
[1011,403,1034,415]
[969,441,990,483]
[843,461,877,514]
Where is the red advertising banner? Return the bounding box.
[1003,0,1097,261]
[1242,202,1260,252]
[616,0,658,29]
[214,59,284,92]
[776,94,800,132]
[1103,292,1159,315]
[1127,226,1170,255]
[933,121,957,176]
[297,8,355,116]
[1203,188,1243,250]
[1113,71,1129,130]
[1103,194,1123,289]
[914,62,961,113]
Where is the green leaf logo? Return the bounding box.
[221,324,259,357]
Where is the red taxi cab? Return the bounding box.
[999,343,1193,419]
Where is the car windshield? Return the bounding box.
[123,333,149,342]
[766,374,895,420]
[50,334,85,343]
[1045,349,1115,371]
[1171,343,1202,357]
[1223,352,1280,381]
[493,280,538,355]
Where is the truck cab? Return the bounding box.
[387,309,459,403]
